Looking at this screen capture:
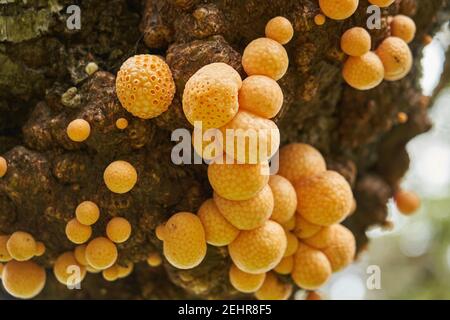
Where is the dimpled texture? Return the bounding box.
[391,15,416,44]
[255,272,292,300]
[274,255,294,275]
[341,27,371,57]
[278,143,326,183]
[376,37,412,81]
[116,54,175,119]
[53,251,86,285]
[6,231,36,262]
[242,38,289,81]
[291,243,332,290]
[195,63,242,89]
[2,260,46,299]
[183,64,240,129]
[106,217,132,243]
[85,237,118,270]
[75,201,100,226]
[229,264,266,293]
[284,231,298,257]
[368,0,395,7]
[67,119,91,142]
[0,235,12,262]
[103,160,138,194]
[239,75,283,119]
[395,190,421,215]
[295,171,353,226]
[343,52,384,90]
[65,218,92,244]
[265,16,294,45]
[163,212,207,269]
[197,199,239,246]
[268,175,297,224]
[0,156,7,177]
[294,215,322,239]
[214,185,274,231]
[319,0,359,20]
[221,110,280,164]
[228,220,286,274]
[321,225,356,271]
[208,157,270,201]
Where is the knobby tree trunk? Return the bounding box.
[0,0,449,299]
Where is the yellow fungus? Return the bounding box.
[314,14,326,26]
[75,200,100,226]
[341,27,371,57]
[0,235,12,262]
[274,255,294,275]
[229,264,266,293]
[268,175,297,224]
[65,218,92,244]
[53,251,86,286]
[265,16,294,45]
[376,37,412,81]
[34,242,46,257]
[0,156,7,178]
[85,237,118,270]
[147,252,162,267]
[106,217,132,243]
[343,51,385,90]
[391,15,416,44]
[2,260,46,299]
[103,160,138,194]
[155,224,166,241]
[255,272,292,300]
[319,0,358,20]
[294,215,322,239]
[74,245,88,266]
[67,119,91,142]
[6,231,37,262]
[102,265,120,282]
[394,189,421,215]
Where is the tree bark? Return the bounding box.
[0,0,449,299]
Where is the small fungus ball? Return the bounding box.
[242,38,289,81]
[341,27,371,57]
[75,201,100,226]
[268,175,297,224]
[368,0,395,7]
[208,156,270,201]
[192,128,223,161]
[67,119,91,142]
[197,199,239,246]
[74,245,88,266]
[394,190,421,215]
[53,252,86,286]
[238,75,283,119]
[85,237,118,270]
[34,242,46,257]
[274,256,294,275]
[214,185,274,231]
[322,225,356,272]
[106,217,132,243]
[116,54,175,119]
[115,118,129,130]
[163,212,207,269]
[0,235,12,262]
[314,14,326,26]
[294,215,322,239]
[155,224,166,241]
[343,51,385,90]
[255,272,292,300]
[117,263,134,278]
[6,231,37,262]
[182,63,240,129]
[295,171,353,226]
[397,112,409,124]
[228,220,287,274]
[2,260,46,299]
[278,143,327,183]
[147,252,162,267]
[229,264,266,293]
[265,16,294,45]
[103,160,138,194]
[284,231,298,257]
[65,218,92,244]
[391,15,416,44]
[319,0,359,20]
[102,265,119,282]
[376,37,413,81]
[0,156,7,178]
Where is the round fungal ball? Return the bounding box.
[155,224,166,241]
[214,185,274,231]
[238,75,283,119]
[208,156,270,201]
[147,252,163,267]
[116,54,175,119]
[0,235,12,262]
[376,37,413,81]
[85,237,118,270]
[197,199,239,246]
[2,261,46,299]
[6,231,36,262]
[106,217,132,243]
[182,63,240,129]
[343,52,385,90]
[294,215,323,239]
[391,15,416,44]
[368,0,395,7]
[74,245,88,266]
[115,118,129,130]
[278,143,327,183]
[228,220,286,274]
[255,272,292,300]
[221,110,280,164]
[319,225,356,272]
[65,218,92,244]
[53,252,87,286]
[242,38,289,81]
[163,212,207,269]
[192,128,223,161]
[319,0,358,20]
[265,16,294,45]
[229,264,266,293]
[284,231,298,257]
[75,201,100,226]
[0,156,7,178]
[274,256,294,275]
[268,175,297,224]
[67,119,91,142]
[295,171,353,226]
[117,263,134,278]
[102,265,119,282]
[291,243,332,290]
[341,27,371,57]
[34,242,46,257]
[103,160,138,194]
[395,190,421,215]
[314,14,326,26]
